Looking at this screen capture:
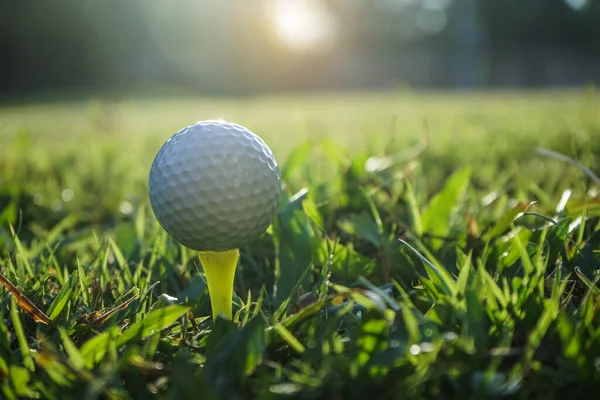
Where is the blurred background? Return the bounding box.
[2,0,600,99]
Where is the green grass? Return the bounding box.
[1,89,600,399]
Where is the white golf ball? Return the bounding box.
[148,120,282,251]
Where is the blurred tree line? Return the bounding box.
[1,0,599,97]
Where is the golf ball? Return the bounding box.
[148,120,282,251]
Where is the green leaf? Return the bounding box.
[302,197,324,232]
[176,274,207,303]
[0,203,17,226]
[10,227,34,278]
[360,187,383,234]
[512,227,535,277]
[80,330,116,367]
[134,203,146,239]
[273,322,305,353]
[108,237,134,287]
[30,214,78,257]
[524,297,560,364]
[464,288,487,356]
[421,166,471,249]
[357,277,400,312]
[168,354,217,400]
[478,267,508,309]
[404,180,423,236]
[399,239,455,296]
[58,328,86,370]
[108,237,127,268]
[47,270,79,322]
[483,202,532,241]
[565,227,600,279]
[114,223,138,259]
[565,196,600,217]
[354,319,389,368]
[499,228,532,271]
[204,316,267,396]
[399,304,420,344]
[76,260,90,308]
[282,296,333,329]
[274,189,312,307]
[320,137,347,166]
[338,214,383,248]
[556,314,581,362]
[456,249,472,295]
[8,365,37,398]
[281,141,313,181]
[330,283,393,320]
[312,236,374,281]
[9,297,34,371]
[116,305,190,347]
[242,319,267,375]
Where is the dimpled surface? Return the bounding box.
[149,120,282,251]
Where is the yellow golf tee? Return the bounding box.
[199,249,240,321]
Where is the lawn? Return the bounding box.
[0,89,599,399]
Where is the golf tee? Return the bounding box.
[199,249,240,321]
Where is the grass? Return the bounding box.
[1,88,600,399]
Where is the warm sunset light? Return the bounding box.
[267,0,336,51]
[6,2,600,398]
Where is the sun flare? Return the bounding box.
[268,0,336,51]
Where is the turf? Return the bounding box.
[0,89,600,399]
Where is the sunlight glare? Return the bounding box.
[564,0,589,11]
[268,0,336,51]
